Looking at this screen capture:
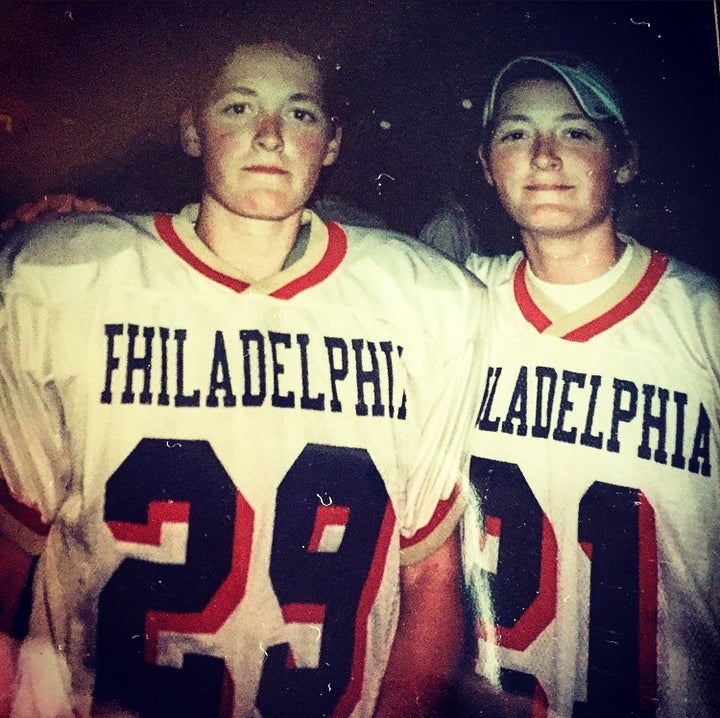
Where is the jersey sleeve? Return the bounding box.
[398,274,488,566]
[465,251,520,287]
[0,237,71,552]
[693,270,720,412]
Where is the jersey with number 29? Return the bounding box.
[464,239,720,718]
[0,208,486,718]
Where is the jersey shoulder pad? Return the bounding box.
[340,223,482,293]
[1,212,159,299]
[465,251,521,287]
[3,212,156,268]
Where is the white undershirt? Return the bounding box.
[526,241,634,312]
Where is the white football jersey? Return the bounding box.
[464,241,720,718]
[0,208,487,718]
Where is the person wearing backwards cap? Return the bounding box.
[456,54,720,718]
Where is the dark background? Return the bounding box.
[2,0,719,275]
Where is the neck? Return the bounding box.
[194,196,303,282]
[521,221,625,285]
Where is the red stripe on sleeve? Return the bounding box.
[0,475,50,536]
[400,483,461,551]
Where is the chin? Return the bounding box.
[247,210,298,221]
[521,209,577,232]
[251,204,304,221]
[233,195,304,222]
[225,202,303,222]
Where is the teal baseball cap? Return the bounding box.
[482,55,629,133]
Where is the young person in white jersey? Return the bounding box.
[0,38,490,718]
[460,54,720,718]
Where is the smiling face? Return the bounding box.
[480,78,633,242]
[182,43,341,222]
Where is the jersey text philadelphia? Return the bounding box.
[100,323,407,419]
[476,364,712,476]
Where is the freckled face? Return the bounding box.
[482,79,619,240]
[187,45,341,221]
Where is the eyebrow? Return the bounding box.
[496,112,590,123]
[224,87,323,104]
[559,112,591,122]
[495,113,530,123]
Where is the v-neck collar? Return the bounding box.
[513,241,668,341]
[154,207,347,299]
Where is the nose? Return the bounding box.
[531,134,561,170]
[253,113,284,152]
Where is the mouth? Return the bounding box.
[525,184,573,191]
[244,165,288,175]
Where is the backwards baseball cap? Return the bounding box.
[482,54,628,133]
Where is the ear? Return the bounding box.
[180,108,202,158]
[322,125,343,167]
[615,139,639,186]
[478,145,495,187]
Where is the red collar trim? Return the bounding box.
[154,214,347,298]
[271,221,347,299]
[513,251,669,341]
[514,257,552,332]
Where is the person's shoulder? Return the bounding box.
[643,247,720,364]
[336,222,487,337]
[2,211,158,269]
[663,253,719,297]
[0,211,160,299]
[626,234,720,307]
[464,250,522,287]
[340,222,432,258]
[339,222,484,291]
[661,255,720,340]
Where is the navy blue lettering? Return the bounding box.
[352,339,384,417]
[121,324,154,405]
[158,327,170,406]
[100,323,123,404]
[325,337,348,413]
[579,374,603,449]
[174,329,200,407]
[297,333,324,411]
[501,366,529,436]
[206,331,236,408]
[532,366,557,439]
[240,330,266,407]
[670,392,688,469]
[396,345,407,421]
[269,331,295,409]
[552,371,585,444]
[638,385,668,463]
[379,341,396,419]
[607,379,638,453]
[689,404,712,476]
[477,367,502,432]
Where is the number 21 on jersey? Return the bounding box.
[471,457,658,718]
